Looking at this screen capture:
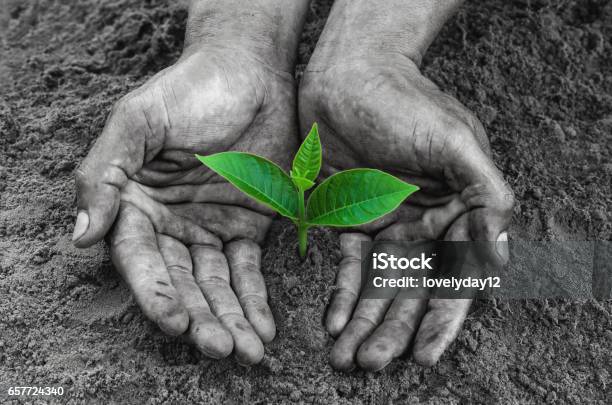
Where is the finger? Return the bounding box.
[446,131,514,263]
[225,239,276,343]
[412,214,472,367]
[331,238,408,370]
[330,297,393,371]
[157,234,233,359]
[326,233,371,337]
[376,195,466,241]
[73,97,150,247]
[331,237,413,371]
[120,181,222,248]
[191,245,264,365]
[137,182,275,216]
[171,203,272,244]
[356,295,427,371]
[412,299,471,367]
[356,239,430,371]
[110,203,188,335]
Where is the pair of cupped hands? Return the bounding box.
[72,27,513,371]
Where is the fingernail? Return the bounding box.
[496,232,509,264]
[72,211,89,242]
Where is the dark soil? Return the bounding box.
[0,0,611,403]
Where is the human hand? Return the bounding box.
[299,0,513,370]
[72,0,310,364]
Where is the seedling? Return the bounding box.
[196,123,419,258]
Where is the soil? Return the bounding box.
[0,0,611,403]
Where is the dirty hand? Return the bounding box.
[72,0,310,364]
[300,0,514,370]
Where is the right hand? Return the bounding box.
[299,54,514,370]
[73,45,297,364]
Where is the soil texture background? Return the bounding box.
[0,0,611,403]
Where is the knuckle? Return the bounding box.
[108,94,152,138]
[74,159,128,192]
[148,292,179,316]
[227,238,259,252]
[111,94,137,117]
[197,275,228,288]
[166,264,192,275]
[225,239,260,264]
[449,119,476,142]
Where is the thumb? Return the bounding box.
[445,133,514,263]
[73,100,147,247]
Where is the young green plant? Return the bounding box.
[196,123,419,258]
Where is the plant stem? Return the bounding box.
[298,222,308,258]
[297,189,308,258]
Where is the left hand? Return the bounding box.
[74,45,297,364]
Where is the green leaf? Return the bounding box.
[196,152,299,219]
[291,175,315,191]
[306,169,419,226]
[291,123,321,187]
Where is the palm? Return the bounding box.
[304,60,490,208]
[122,49,296,186]
[76,48,298,364]
[299,57,512,370]
[117,48,297,245]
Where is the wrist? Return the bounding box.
[185,0,310,72]
[308,0,463,69]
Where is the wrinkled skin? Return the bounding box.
[299,54,514,370]
[73,46,298,365]
[73,0,513,371]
